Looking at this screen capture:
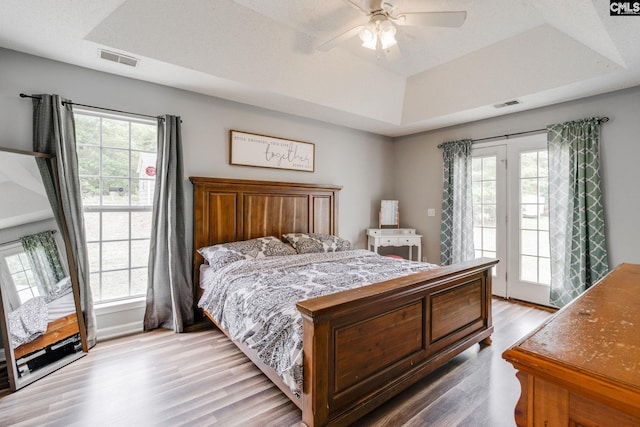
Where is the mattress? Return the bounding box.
[198,249,438,398]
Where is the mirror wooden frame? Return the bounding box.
[0,147,87,391]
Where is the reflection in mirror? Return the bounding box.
[0,148,86,391]
[379,200,399,228]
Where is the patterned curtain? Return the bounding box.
[440,139,475,265]
[20,230,66,295]
[547,118,609,307]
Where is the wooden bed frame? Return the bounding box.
[13,313,79,360]
[191,177,498,426]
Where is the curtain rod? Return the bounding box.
[1,230,57,247]
[20,93,164,121]
[437,117,610,149]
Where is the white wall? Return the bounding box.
[0,48,396,337]
[394,86,640,269]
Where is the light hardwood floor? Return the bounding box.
[0,298,551,426]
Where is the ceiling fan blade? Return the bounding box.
[343,0,372,16]
[395,11,467,28]
[317,25,363,51]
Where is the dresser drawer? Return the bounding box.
[378,237,399,245]
[398,236,420,246]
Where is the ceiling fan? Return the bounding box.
[318,0,467,52]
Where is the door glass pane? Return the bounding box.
[472,155,498,276]
[519,150,550,285]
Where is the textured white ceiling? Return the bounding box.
[1,0,639,136]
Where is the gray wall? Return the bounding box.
[0,48,395,247]
[394,86,640,268]
[0,48,395,336]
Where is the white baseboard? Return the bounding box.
[95,297,145,342]
[97,321,143,341]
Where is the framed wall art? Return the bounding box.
[230,130,315,172]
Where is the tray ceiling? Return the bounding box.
[1,0,639,136]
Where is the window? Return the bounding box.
[0,245,42,305]
[75,110,157,303]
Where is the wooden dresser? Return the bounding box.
[502,263,640,427]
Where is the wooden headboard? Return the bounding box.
[190,177,342,297]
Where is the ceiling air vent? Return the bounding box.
[494,99,522,109]
[99,49,139,67]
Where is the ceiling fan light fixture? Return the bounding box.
[378,20,397,49]
[359,23,378,50]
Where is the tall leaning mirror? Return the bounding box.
[0,147,86,391]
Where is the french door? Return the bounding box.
[472,134,551,306]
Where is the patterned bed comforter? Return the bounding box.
[198,249,439,398]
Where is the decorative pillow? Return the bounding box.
[282,233,352,254]
[198,236,294,270]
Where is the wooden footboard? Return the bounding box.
[296,257,497,426]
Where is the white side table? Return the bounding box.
[366,228,422,262]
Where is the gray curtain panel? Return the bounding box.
[144,115,193,332]
[20,230,66,296]
[440,139,475,265]
[547,117,609,307]
[32,94,97,347]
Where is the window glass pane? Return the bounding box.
[102,119,129,148]
[538,151,548,177]
[521,205,538,229]
[482,157,496,180]
[539,207,549,231]
[520,152,538,178]
[473,227,482,250]
[102,148,129,177]
[102,212,130,241]
[131,240,150,268]
[131,211,153,239]
[90,272,101,301]
[6,255,23,273]
[13,271,29,291]
[80,177,101,205]
[539,258,551,285]
[483,227,496,252]
[102,178,129,205]
[131,151,157,178]
[77,145,100,175]
[539,231,550,257]
[482,181,496,204]
[521,255,538,282]
[521,230,538,256]
[472,181,482,204]
[131,179,155,206]
[482,205,496,227]
[87,242,101,272]
[131,122,157,151]
[84,212,100,241]
[102,241,129,271]
[75,115,100,145]
[101,270,129,301]
[472,158,482,180]
[520,178,538,202]
[130,268,147,296]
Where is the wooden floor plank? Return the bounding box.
[0,298,550,426]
